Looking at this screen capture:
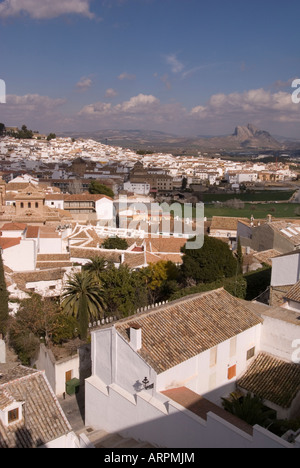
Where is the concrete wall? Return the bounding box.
[95,198,114,221]
[260,314,300,363]
[157,326,262,406]
[0,339,5,364]
[39,237,62,254]
[2,239,36,271]
[271,253,300,287]
[85,375,293,449]
[34,344,80,396]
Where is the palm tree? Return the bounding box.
[222,393,275,427]
[83,257,108,283]
[61,271,106,340]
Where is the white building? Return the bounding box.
[123,181,151,196]
[84,287,300,448]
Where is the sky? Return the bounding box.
[0,0,300,138]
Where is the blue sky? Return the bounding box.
[0,0,300,137]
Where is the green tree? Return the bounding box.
[61,271,106,340]
[83,257,109,283]
[236,237,243,274]
[101,264,148,318]
[102,236,128,250]
[47,133,56,141]
[88,180,114,199]
[180,235,238,285]
[141,260,180,304]
[0,253,9,336]
[9,294,73,364]
[0,123,5,136]
[222,393,275,427]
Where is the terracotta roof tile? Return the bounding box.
[0,365,71,448]
[0,237,21,250]
[238,353,300,408]
[162,387,253,436]
[1,222,27,231]
[115,288,263,374]
[284,281,300,303]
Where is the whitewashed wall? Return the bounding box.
[260,313,300,363]
[2,239,36,271]
[271,254,300,287]
[85,375,293,449]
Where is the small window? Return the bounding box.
[228,365,236,380]
[28,202,31,209]
[8,408,19,424]
[20,202,24,209]
[35,202,39,208]
[210,347,217,368]
[247,347,255,361]
[230,337,237,358]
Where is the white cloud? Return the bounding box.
[116,94,159,112]
[118,72,136,81]
[191,88,300,122]
[79,94,159,118]
[1,93,66,131]
[105,88,118,98]
[76,77,93,91]
[6,93,66,109]
[0,0,95,19]
[165,54,184,74]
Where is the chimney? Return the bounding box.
[129,323,142,351]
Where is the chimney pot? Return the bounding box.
[129,324,142,351]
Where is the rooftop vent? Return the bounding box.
[129,323,142,351]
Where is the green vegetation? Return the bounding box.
[88,180,114,199]
[61,271,106,340]
[9,294,78,365]
[203,202,300,219]
[47,133,56,141]
[180,236,238,285]
[8,124,34,140]
[201,190,295,203]
[102,236,129,250]
[222,393,276,427]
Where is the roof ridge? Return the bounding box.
[115,287,227,325]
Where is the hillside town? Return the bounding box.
[0,133,300,449]
[0,135,298,198]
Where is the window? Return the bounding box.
[8,408,19,424]
[20,202,24,209]
[230,337,237,358]
[228,365,236,380]
[247,347,255,361]
[35,202,39,208]
[28,202,31,208]
[210,347,217,368]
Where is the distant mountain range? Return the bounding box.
[59,124,298,153]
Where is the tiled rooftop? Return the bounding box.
[115,288,263,374]
[284,281,300,303]
[238,353,300,409]
[0,365,71,448]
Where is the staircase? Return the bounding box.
[81,428,154,449]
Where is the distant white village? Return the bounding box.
[0,135,300,449]
[0,135,297,197]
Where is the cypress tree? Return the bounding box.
[0,253,9,336]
